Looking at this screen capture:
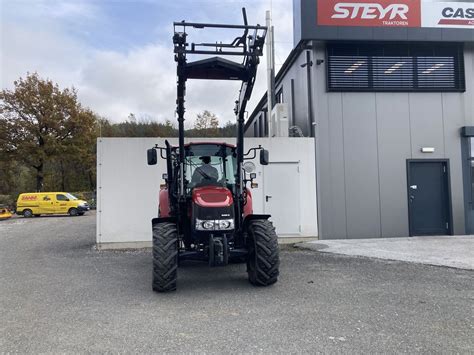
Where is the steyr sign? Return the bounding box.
[317,0,474,29]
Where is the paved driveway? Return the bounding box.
[1,213,473,353]
[299,236,474,270]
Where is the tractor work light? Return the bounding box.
[195,218,235,231]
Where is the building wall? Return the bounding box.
[310,44,474,239]
[246,44,474,239]
[96,137,317,245]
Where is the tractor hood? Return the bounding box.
[192,186,233,208]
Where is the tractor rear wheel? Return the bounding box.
[246,219,279,286]
[152,222,178,292]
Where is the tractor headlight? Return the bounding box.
[203,220,215,230]
[195,218,234,231]
[196,219,215,230]
[217,219,234,230]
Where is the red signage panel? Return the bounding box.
[317,0,422,28]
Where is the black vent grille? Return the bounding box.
[327,43,465,92]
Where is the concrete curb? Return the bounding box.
[96,237,318,250]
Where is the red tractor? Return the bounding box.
[147,9,279,292]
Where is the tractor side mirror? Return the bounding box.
[260,149,269,165]
[147,148,157,165]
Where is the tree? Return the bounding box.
[193,110,219,136]
[0,73,97,191]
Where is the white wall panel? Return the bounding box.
[97,137,317,245]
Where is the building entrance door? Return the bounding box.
[407,160,452,236]
[263,162,300,235]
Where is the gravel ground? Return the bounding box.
[0,212,473,353]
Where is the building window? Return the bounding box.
[253,121,258,137]
[327,43,465,92]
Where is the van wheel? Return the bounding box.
[23,209,33,218]
[68,208,78,216]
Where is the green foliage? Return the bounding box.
[100,111,236,138]
[0,73,97,192]
[99,117,177,137]
[194,110,219,132]
[187,111,236,138]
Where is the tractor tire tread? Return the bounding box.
[152,222,178,292]
[247,219,279,286]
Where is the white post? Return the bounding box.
[265,10,275,137]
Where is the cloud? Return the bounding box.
[78,44,176,121]
[1,0,294,125]
[1,22,89,91]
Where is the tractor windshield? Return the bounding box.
[184,144,236,191]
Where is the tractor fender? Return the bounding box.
[152,217,177,227]
[243,188,253,217]
[242,214,271,232]
[158,189,170,217]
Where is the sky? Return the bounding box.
[0,0,294,126]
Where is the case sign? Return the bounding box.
[317,0,474,29]
[422,2,474,28]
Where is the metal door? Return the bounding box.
[263,162,300,235]
[407,160,452,236]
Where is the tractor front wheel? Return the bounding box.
[152,222,178,292]
[246,219,280,286]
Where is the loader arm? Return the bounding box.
[173,8,267,231]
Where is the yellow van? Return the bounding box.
[16,192,90,217]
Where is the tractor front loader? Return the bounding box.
[147,8,279,292]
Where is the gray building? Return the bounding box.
[245,0,474,239]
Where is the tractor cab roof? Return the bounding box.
[184,142,236,148]
[170,142,237,158]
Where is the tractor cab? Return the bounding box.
[184,143,237,190]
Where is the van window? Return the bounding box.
[43,195,51,201]
[56,194,69,201]
[66,193,78,200]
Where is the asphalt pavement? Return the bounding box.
[0,213,473,353]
